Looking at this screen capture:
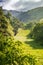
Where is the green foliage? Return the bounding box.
[0,33,37,65]
[0,8,37,65]
[0,7,4,15]
[5,12,24,36]
[25,22,34,30]
[30,21,43,45]
[11,17,24,35]
[0,7,43,65]
[0,9,14,36]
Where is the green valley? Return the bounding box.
[0,7,43,65]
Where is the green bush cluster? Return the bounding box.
[30,20,43,45]
[5,12,24,36]
[0,33,36,65]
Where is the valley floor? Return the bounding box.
[15,28,43,65]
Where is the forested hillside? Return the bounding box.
[17,7,43,22]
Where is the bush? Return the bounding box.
[31,21,43,45]
[0,33,37,65]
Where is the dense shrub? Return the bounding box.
[5,12,24,36]
[0,33,37,65]
[30,21,43,45]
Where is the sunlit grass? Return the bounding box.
[15,28,43,65]
[17,28,30,37]
[15,28,30,42]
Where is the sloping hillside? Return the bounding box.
[17,7,43,22]
[3,7,43,22]
[0,7,14,36]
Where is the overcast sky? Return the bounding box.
[0,0,43,11]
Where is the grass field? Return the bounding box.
[15,28,43,65]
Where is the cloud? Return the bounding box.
[0,0,5,2]
[21,0,41,2]
[0,0,43,11]
[29,0,41,2]
[12,0,43,11]
[2,0,20,10]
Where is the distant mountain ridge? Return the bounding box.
[3,9,20,17]
[3,7,43,22]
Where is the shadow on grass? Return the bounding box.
[25,40,43,49]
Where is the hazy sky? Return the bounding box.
[0,0,43,11]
